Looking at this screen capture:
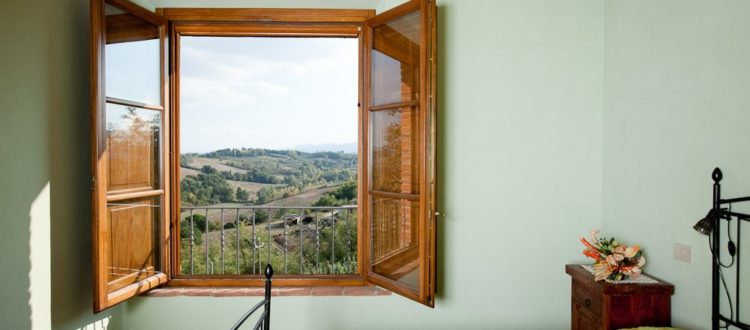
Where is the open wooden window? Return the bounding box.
[363,0,437,307]
[90,0,170,312]
[91,0,436,311]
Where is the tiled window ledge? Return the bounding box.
[146,286,391,297]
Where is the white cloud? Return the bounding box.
[179,37,359,153]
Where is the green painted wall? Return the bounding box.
[1,1,49,328]
[8,0,746,329]
[0,0,123,329]
[123,0,604,328]
[602,1,750,328]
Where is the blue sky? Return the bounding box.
[179,37,359,153]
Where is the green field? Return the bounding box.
[181,157,285,202]
[180,148,356,206]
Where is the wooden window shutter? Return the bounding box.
[90,0,170,312]
[363,0,437,307]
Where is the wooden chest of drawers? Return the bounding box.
[565,264,674,330]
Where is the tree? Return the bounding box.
[182,213,220,233]
[180,173,235,205]
[254,209,269,223]
[236,187,250,201]
[313,181,357,206]
[331,181,356,201]
[201,165,216,174]
[180,215,205,245]
[313,193,340,207]
[256,187,275,204]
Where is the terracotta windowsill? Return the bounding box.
[145,286,391,297]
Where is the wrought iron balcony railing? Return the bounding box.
[179,205,357,276]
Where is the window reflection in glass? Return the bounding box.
[105,3,160,105]
[106,197,161,292]
[370,196,419,292]
[370,107,419,194]
[106,103,161,192]
[370,10,420,106]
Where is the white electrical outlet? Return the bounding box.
[674,242,692,264]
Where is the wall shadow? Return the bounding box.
[48,0,123,328]
[0,0,53,329]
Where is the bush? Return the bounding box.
[180,219,203,245]
[183,213,221,233]
[313,181,357,206]
[255,210,269,223]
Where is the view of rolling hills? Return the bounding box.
[179,147,359,275]
[180,147,357,207]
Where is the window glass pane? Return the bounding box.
[105,4,160,104]
[370,107,419,194]
[106,197,161,292]
[371,10,420,106]
[370,196,419,292]
[106,103,161,192]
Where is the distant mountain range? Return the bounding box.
[292,142,357,154]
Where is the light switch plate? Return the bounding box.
[674,242,692,264]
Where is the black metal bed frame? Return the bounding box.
[230,264,273,330]
[708,168,750,329]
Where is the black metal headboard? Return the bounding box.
[230,264,273,330]
[704,168,750,329]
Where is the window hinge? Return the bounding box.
[92,176,96,188]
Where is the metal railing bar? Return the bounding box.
[252,310,268,330]
[229,299,267,330]
[347,208,352,273]
[331,208,335,274]
[315,210,320,274]
[189,209,194,275]
[299,208,304,275]
[252,210,257,274]
[181,205,358,276]
[283,210,288,274]
[220,208,225,274]
[205,208,209,275]
[236,209,241,275]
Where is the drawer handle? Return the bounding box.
[584,299,591,307]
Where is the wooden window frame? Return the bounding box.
[92,0,437,311]
[162,8,374,288]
